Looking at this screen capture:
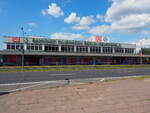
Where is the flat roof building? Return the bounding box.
[0,36,149,65]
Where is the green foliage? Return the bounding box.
[139,48,150,55]
[0,64,150,72]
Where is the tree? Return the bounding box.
[139,48,150,55]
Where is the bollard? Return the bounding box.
[65,78,70,85]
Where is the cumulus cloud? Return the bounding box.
[111,14,150,33]
[79,16,95,25]
[96,14,105,22]
[64,13,95,26]
[105,0,150,33]
[64,12,95,31]
[64,12,80,24]
[140,30,150,35]
[50,32,85,40]
[72,25,90,30]
[41,3,64,18]
[88,25,112,35]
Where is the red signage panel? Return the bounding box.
[95,36,103,42]
[12,37,20,42]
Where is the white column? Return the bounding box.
[74,46,76,52]
[123,48,125,54]
[4,43,7,49]
[59,45,61,52]
[88,46,90,53]
[42,44,45,51]
[112,47,115,54]
[101,47,103,53]
[24,43,27,50]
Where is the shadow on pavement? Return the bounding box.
[0,91,10,96]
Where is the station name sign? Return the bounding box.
[32,38,121,47]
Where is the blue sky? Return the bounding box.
[0,0,150,50]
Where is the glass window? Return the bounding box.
[7,43,11,49]
[11,44,15,49]
[39,45,42,50]
[76,46,88,53]
[115,48,124,53]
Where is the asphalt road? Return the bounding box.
[0,68,150,84]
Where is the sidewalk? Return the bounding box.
[0,78,150,113]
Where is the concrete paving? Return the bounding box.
[0,78,150,113]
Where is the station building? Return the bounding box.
[0,36,150,66]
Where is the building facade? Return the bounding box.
[0,36,149,66]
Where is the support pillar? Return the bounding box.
[88,46,90,53]
[4,43,7,49]
[123,48,125,54]
[101,47,103,53]
[112,47,115,54]
[24,43,27,50]
[59,45,61,52]
[42,44,45,51]
[140,56,143,64]
[74,46,76,52]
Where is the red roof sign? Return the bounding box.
[95,36,103,42]
[12,37,20,42]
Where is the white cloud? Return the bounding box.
[132,38,150,52]
[41,3,64,18]
[28,22,37,27]
[79,16,95,25]
[64,12,80,24]
[96,14,105,22]
[50,32,85,40]
[140,30,150,35]
[41,9,47,16]
[105,0,150,33]
[111,14,150,33]
[72,25,90,30]
[64,12,95,26]
[88,25,112,35]
[64,13,95,31]
[29,36,44,38]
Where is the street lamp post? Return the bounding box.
[21,27,25,68]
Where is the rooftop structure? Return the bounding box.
[3,36,136,55]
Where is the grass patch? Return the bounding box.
[0,64,150,73]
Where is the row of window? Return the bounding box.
[27,43,42,51]
[6,43,134,54]
[6,43,43,51]
[7,43,24,50]
[44,45,134,54]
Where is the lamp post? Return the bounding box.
[139,39,143,64]
[21,27,25,68]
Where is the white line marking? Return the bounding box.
[49,73,76,76]
[0,80,65,86]
[9,82,47,92]
[0,75,140,87]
